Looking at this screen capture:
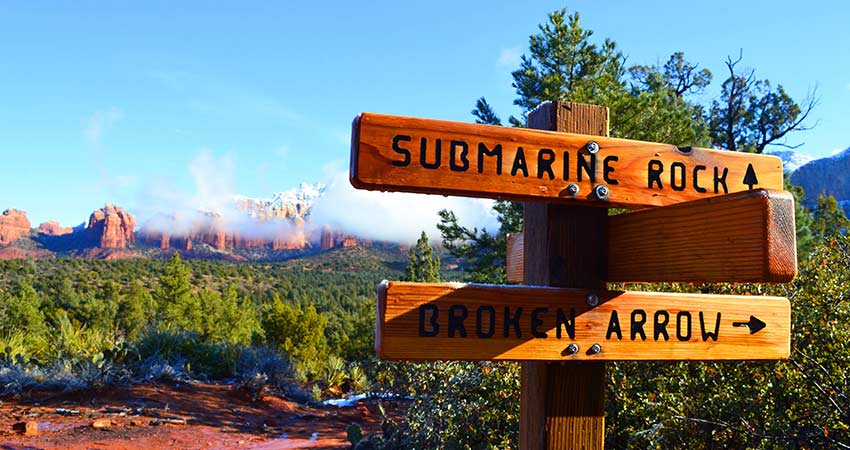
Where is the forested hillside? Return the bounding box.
[0,247,413,399]
[2,6,846,450]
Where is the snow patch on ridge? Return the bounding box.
[766,150,814,173]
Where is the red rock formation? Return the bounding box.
[37,221,73,236]
[274,218,307,250]
[320,225,334,251]
[0,247,52,260]
[0,209,31,245]
[77,248,142,260]
[138,211,313,253]
[341,236,357,248]
[86,205,135,249]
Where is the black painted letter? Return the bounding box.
[477,143,502,175]
[670,162,686,191]
[606,310,622,340]
[537,149,555,180]
[531,307,548,338]
[476,306,495,338]
[391,135,411,167]
[693,165,707,193]
[648,160,664,189]
[420,138,441,169]
[603,156,619,184]
[631,309,647,341]
[577,153,596,182]
[653,310,670,341]
[418,305,439,337]
[448,305,468,337]
[714,167,729,194]
[449,140,469,172]
[699,312,721,341]
[511,147,529,177]
[556,308,575,339]
[676,311,692,341]
[503,307,522,338]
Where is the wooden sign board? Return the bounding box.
[351,113,784,208]
[506,189,797,284]
[377,281,790,361]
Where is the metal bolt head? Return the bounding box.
[594,184,610,200]
[586,294,599,307]
[566,183,580,196]
[588,343,602,355]
[585,141,600,154]
[564,343,579,355]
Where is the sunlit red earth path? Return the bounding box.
[0,382,394,449]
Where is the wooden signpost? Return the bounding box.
[506,188,798,284]
[349,101,797,450]
[351,112,785,208]
[377,281,791,361]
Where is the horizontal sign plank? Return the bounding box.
[377,281,790,361]
[607,189,797,283]
[351,113,784,208]
[505,189,797,284]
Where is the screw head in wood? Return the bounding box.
[566,183,580,196]
[588,343,602,355]
[585,141,600,154]
[586,294,599,307]
[594,184,610,200]
[564,344,579,355]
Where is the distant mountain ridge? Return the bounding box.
[0,182,382,260]
[766,150,814,173]
[233,182,325,221]
[771,147,850,210]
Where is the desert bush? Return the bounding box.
[132,330,237,380]
[262,295,329,377]
[374,361,520,450]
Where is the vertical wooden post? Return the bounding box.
[520,101,609,450]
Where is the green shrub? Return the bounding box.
[262,295,329,377]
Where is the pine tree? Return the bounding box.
[785,174,816,258]
[813,194,849,238]
[156,252,201,331]
[404,231,441,282]
[0,281,48,337]
[117,282,154,340]
[262,295,329,376]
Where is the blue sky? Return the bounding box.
[1,1,847,227]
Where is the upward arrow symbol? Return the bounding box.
[743,163,759,190]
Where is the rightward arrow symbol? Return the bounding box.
[743,163,759,190]
[733,315,766,334]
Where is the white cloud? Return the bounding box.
[832,148,844,156]
[497,47,522,67]
[84,107,124,149]
[310,170,499,245]
[188,149,237,213]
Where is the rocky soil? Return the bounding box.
[0,382,397,449]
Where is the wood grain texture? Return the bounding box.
[350,110,784,208]
[608,188,797,283]
[506,233,524,284]
[376,281,792,361]
[522,102,607,450]
[505,189,798,283]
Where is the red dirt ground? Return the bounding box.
[0,382,399,449]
